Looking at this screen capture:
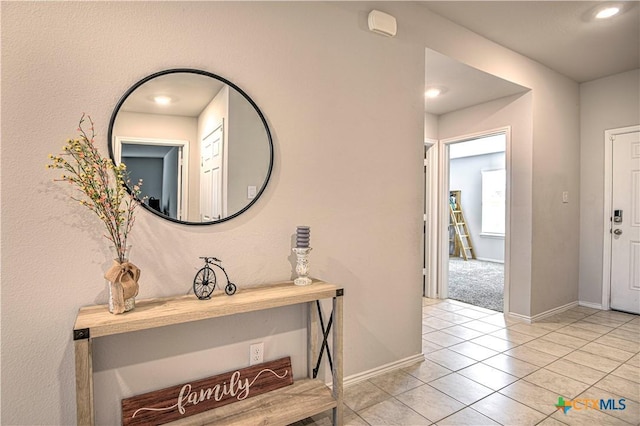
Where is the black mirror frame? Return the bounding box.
[108,68,274,225]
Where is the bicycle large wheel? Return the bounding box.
[193,266,216,300]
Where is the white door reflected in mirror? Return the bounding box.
[200,126,224,221]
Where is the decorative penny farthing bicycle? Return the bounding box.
[193,257,237,300]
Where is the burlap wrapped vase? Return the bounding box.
[104,259,140,314]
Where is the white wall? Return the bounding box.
[579,69,640,306]
[1,1,582,424]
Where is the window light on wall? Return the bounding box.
[481,169,506,236]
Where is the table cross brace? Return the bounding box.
[313,299,334,378]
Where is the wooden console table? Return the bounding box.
[73,280,344,425]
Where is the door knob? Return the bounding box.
[613,229,623,235]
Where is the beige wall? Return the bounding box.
[2,1,581,424]
[2,3,425,424]
[579,69,640,306]
[529,73,581,315]
[439,93,533,315]
[425,112,438,140]
[415,6,580,317]
[412,4,580,317]
[227,88,271,216]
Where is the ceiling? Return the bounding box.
[422,1,640,115]
[121,72,225,117]
[425,49,529,115]
[423,1,639,83]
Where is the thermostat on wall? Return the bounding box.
[368,10,397,37]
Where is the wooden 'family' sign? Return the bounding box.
[122,357,293,425]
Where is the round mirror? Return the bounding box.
[108,69,273,225]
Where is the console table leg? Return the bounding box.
[307,301,319,379]
[74,338,94,426]
[332,294,343,426]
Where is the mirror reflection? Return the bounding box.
[108,69,273,224]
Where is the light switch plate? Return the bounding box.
[248,185,257,199]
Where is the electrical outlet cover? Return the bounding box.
[249,342,264,366]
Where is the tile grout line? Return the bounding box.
[419,299,639,426]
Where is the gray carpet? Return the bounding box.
[448,258,504,312]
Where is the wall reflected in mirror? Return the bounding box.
[109,70,273,225]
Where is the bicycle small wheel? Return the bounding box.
[225,282,237,296]
[193,267,216,300]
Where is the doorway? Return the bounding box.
[423,48,528,315]
[447,132,506,311]
[439,129,510,313]
[114,136,189,221]
[602,125,640,314]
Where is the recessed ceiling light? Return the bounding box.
[425,87,447,98]
[153,95,173,105]
[595,6,620,19]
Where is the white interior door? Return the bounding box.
[610,130,640,314]
[200,126,223,221]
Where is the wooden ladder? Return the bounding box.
[449,190,476,261]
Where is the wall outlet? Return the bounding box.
[249,342,264,366]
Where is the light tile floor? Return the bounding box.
[297,298,640,425]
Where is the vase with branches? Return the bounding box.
[47,114,144,313]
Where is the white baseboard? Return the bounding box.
[507,301,579,324]
[578,301,603,310]
[343,353,425,388]
[475,257,504,264]
[532,301,578,322]
[506,311,531,324]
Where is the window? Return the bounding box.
[481,169,505,236]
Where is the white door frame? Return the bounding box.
[437,127,511,313]
[424,139,439,298]
[114,136,190,221]
[601,124,640,310]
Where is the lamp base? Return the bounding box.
[293,247,312,286]
[294,276,313,286]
